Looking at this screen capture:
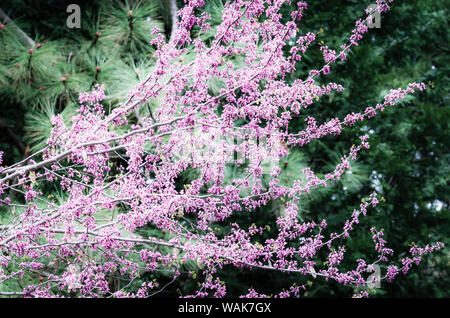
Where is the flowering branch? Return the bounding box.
[0,0,443,298]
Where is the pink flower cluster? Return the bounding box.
[0,0,443,298]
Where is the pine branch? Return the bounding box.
[0,8,35,47]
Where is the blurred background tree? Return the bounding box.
[0,0,448,297]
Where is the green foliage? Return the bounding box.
[98,0,164,57]
[23,98,77,153]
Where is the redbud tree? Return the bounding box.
[0,0,444,298]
